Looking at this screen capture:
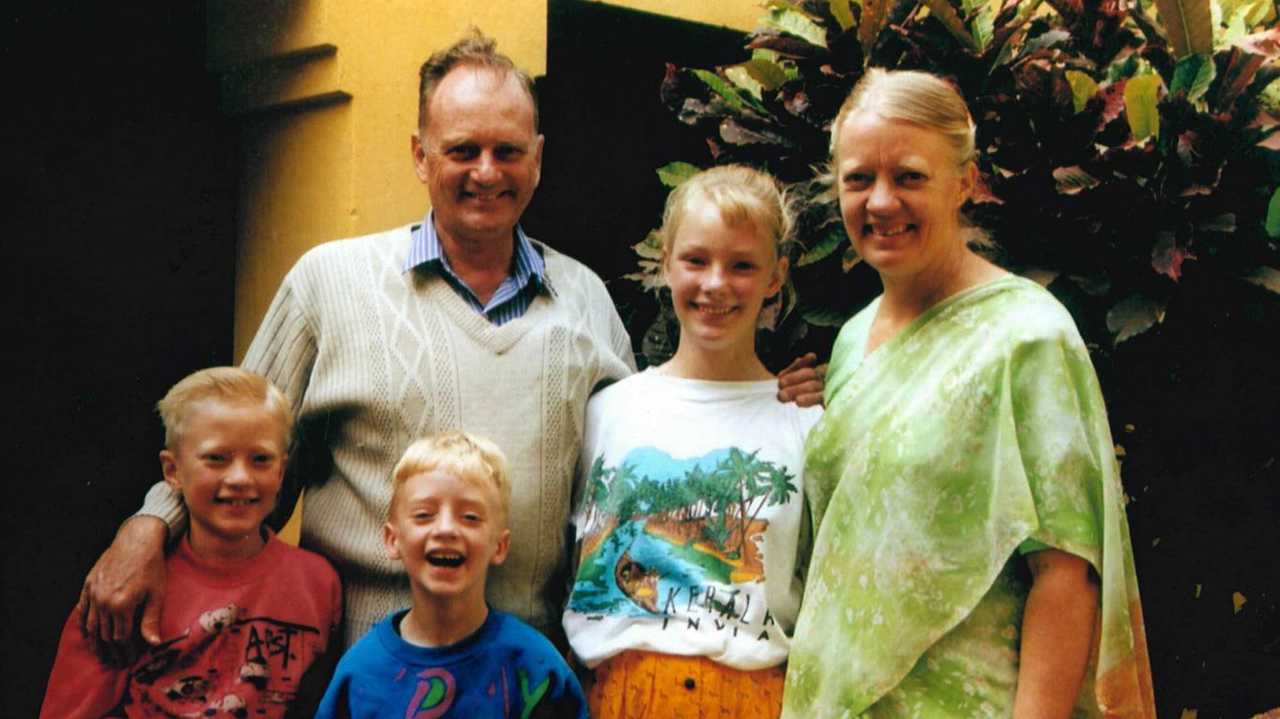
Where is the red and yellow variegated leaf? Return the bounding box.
[858,0,891,57]
[1151,231,1195,281]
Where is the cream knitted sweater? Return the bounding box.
[142,224,636,647]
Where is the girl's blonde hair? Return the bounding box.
[658,164,794,262]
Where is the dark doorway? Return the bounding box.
[1,4,237,715]
[526,0,749,356]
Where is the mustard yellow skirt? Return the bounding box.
[586,650,785,719]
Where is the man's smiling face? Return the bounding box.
[413,66,544,250]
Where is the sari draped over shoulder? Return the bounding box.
[782,276,1154,718]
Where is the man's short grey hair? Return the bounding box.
[417,29,539,133]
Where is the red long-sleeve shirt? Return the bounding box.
[41,532,341,718]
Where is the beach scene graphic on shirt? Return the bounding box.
[569,446,797,617]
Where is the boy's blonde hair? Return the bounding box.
[390,430,511,523]
[156,367,292,448]
[658,164,794,263]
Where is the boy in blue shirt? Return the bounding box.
[316,430,586,718]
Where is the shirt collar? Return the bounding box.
[404,211,549,294]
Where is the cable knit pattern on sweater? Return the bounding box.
[142,224,635,648]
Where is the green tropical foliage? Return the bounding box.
[629,0,1280,363]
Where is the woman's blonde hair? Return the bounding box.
[831,68,976,167]
[658,164,794,262]
[156,367,292,448]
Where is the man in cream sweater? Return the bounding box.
[77,31,821,655]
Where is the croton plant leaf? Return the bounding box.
[692,69,763,115]
[800,304,852,327]
[829,0,856,31]
[858,0,895,57]
[725,65,766,100]
[797,227,847,266]
[656,162,701,188]
[742,58,790,91]
[1106,294,1168,343]
[764,3,829,48]
[1066,70,1100,112]
[1125,74,1164,140]
[1154,0,1214,58]
[1151,230,1196,281]
[841,245,863,272]
[632,0,1280,361]
[1266,186,1280,237]
[923,0,979,52]
[1170,53,1216,101]
[1243,265,1280,292]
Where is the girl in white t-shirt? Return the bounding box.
[563,165,822,718]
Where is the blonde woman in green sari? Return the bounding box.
[781,70,1156,718]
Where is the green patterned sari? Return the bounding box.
[782,276,1154,718]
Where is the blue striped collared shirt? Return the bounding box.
[404,212,552,326]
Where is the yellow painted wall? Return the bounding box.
[211,1,547,543]
[220,1,759,360]
[211,0,759,543]
[217,2,550,361]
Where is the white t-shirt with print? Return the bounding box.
[563,368,822,670]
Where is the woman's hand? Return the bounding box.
[1013,549,1098,719]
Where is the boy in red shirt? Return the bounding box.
[41,367,341,718]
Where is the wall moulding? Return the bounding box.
[217,44,351,116]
